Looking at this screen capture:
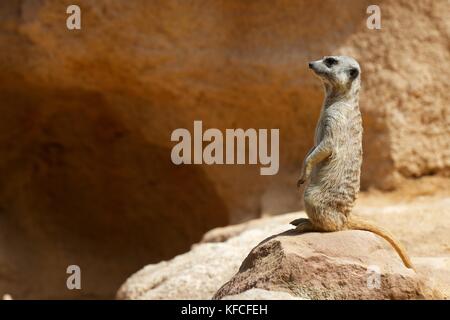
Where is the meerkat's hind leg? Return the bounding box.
[290,218,317,233]
[290,217,309,226]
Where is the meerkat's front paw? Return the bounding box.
[297,178,305,187]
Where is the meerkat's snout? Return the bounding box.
[308,60,326,76]
[308,60,321,71]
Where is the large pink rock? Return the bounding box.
[213,230,440,300]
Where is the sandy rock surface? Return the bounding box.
[0,0,448,298]
[117,217,294,300]
[221,288,303,300]
[118,194,450,299]
[213,230,437,300]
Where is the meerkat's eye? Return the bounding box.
[324,57,338,67]
[349,68,359,80]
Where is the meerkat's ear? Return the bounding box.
[349,68,359,80]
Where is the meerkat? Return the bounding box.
[291,55,414,269]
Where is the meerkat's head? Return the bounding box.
[308,56,361,96]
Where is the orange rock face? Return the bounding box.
[0,0,448,298]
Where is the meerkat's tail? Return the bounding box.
[347,216,414,270]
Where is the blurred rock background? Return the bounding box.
[0,0,448,298]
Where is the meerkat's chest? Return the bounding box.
[315,107,362,146]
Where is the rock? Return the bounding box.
[0,0,449,298]
[117,216,297,299]
[356,193,450,257]
[414,257,450,299]
[116,242,246,300]
[213,230,439,300]
[118,195,450,299]
[221,288,303,300]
